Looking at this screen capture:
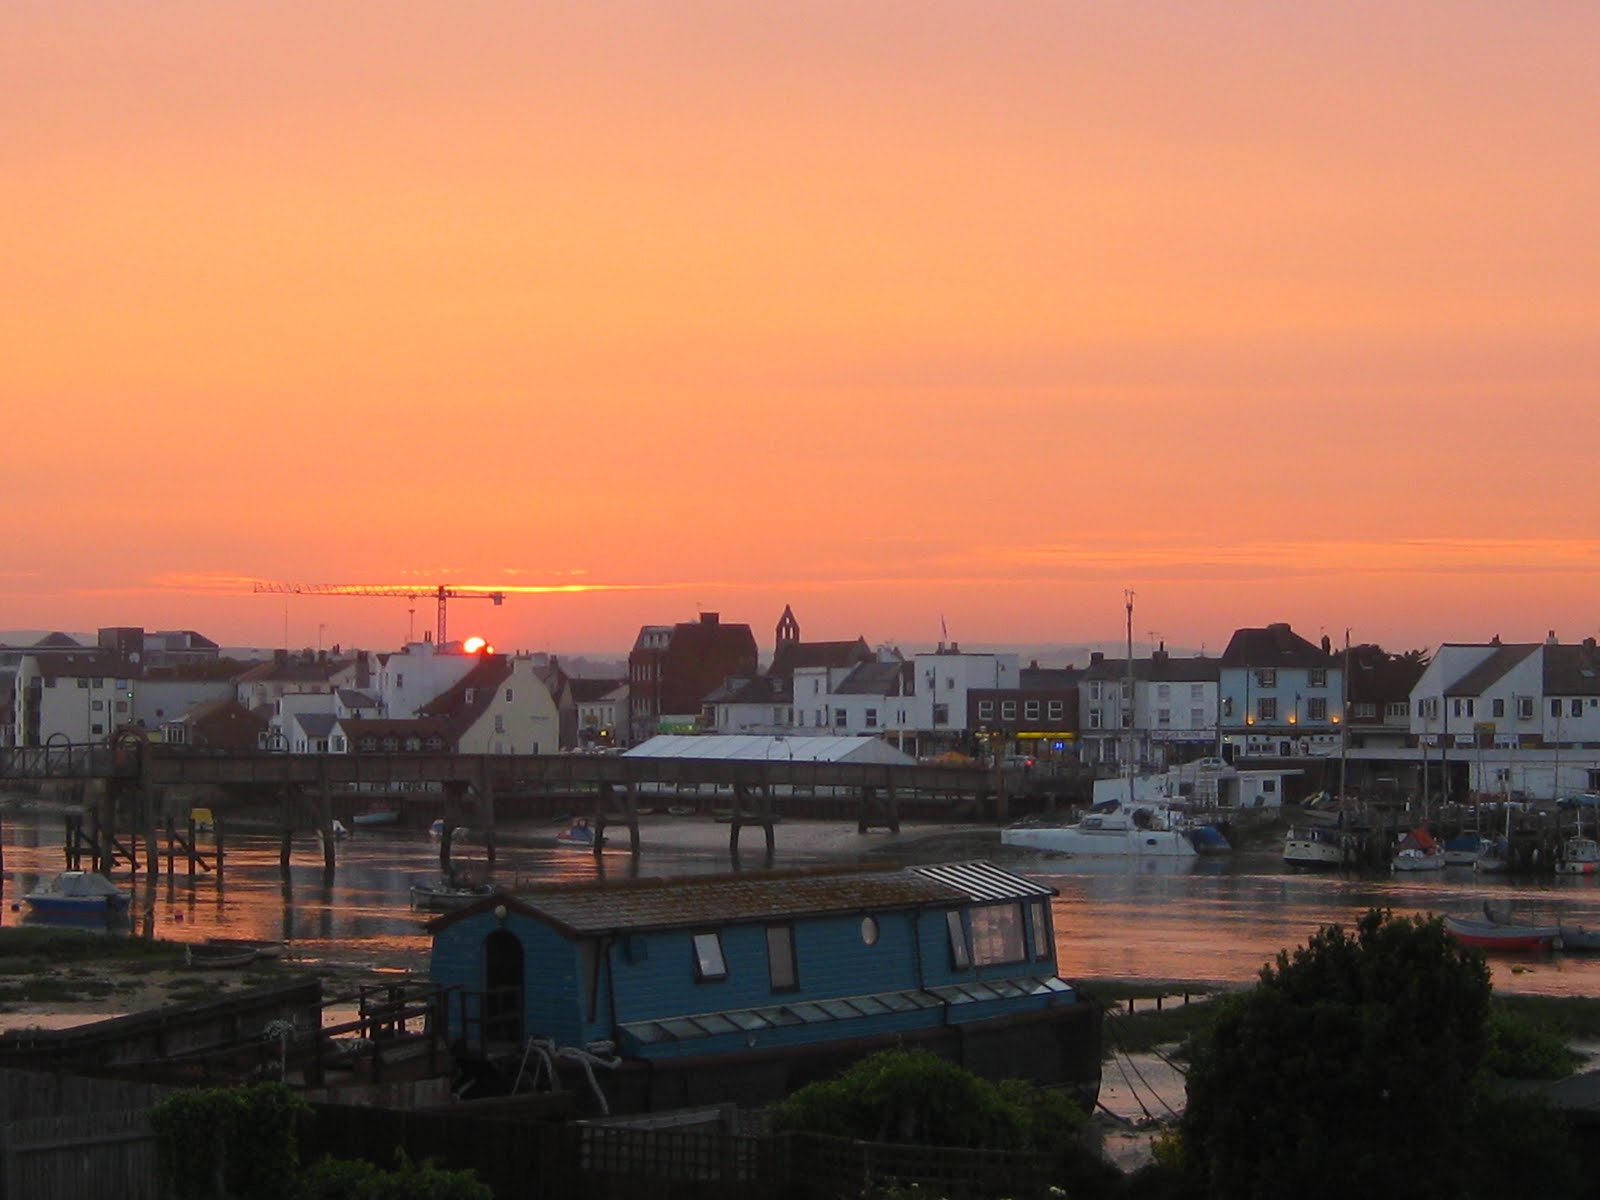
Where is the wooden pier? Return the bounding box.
[0,740,1013,879]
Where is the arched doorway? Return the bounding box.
[483,929,524,1046]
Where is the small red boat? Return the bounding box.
[1444,913,1559,952]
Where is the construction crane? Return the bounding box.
[253,582,505,646]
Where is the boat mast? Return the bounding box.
[1124,589,1136,798]
[1339,629,1350,804]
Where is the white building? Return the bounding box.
[377,642,481,719]
[11,650,133,744]
[909,647,1019,749]
[418,655,560,755]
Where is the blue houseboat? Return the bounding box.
[427,860,1101,1114]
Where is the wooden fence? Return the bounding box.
[302,1102,1068,1200]
[0,1074,1074,1200]
[0,1108,161,1200]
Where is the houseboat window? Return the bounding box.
[726,1010,771,1031]
[661,1017,710,1039]
[784,1001,830,1023]
[692,932,727,982]
[693,1013,739,1035]
[946,910,971,970]
[848,995,890,1015]
[860,916,879,946]
[969,903,1026,967]
[1029,900,1051,960]
[1020,977,1071,996]
[751,1006,804,1027]
[818,998,862,1019]
[766,925,798,992]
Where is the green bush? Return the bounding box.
[1484,1004,1582,1079]
[297,1154,492,1200]
[152,1082,310,1200]
[770,1049,1032,1149]
[1180,909,1583,1200]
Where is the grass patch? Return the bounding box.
[0,928,187,967]
[1084,986,1600,1068]
[1493,995,1600,1045]
[1101,994,1226,1058]
[1076,980,1219,1006]
[0,977,118,1003]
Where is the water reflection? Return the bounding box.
[1040,852,1600,999]
[1,806,1598,1004]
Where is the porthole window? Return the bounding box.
[860,916,879,946]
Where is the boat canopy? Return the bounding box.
[47,871,124,898]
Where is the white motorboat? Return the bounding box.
[1555,836,1600,876]
[23,870,131,915]
[1283,826,1345,869]
[1001,799,1204,858]
[410,877,496,911]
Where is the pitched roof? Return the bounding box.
[626,734,915,765]
[833,660,911,696]
[1345,646,1430,703]
[769,637,874,678]
[294,713,339,737]
[1543,642,1600,697]
[338,716,455,740]
[1220,623,1333,668]
[169,697,247,726]
[234,655,353,684]
[33,632,84,648]
[1019,666,1082,689]
[569,677,625,703]
[1442,645,1538,697]
[1081,655,1218,683]
[338,688,380,708]
[31,651,126,679]
[416,655,515,735]
[430,860,1052,937]
[703,674,793,705]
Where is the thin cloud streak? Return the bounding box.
[123,538,1600,605]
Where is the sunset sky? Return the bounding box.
[4,3,1597,658]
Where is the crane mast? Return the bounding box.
[252,583,505,646]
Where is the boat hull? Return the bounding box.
[410,884,495,911]
[22,896,129,915]
[1391,851,1446,872]
[1001,825,1197,858]
[1445,915,1558,952]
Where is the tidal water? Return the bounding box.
[4,803,1600,1019]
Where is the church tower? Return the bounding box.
[775,604,800,656]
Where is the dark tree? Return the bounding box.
[1179,909,1577,1200]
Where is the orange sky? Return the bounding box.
[3,3,1597,657]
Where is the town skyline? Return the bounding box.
[5,5,1596,653]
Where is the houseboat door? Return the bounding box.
[483,929,524,1046]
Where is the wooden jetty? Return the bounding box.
[0,738,1019,879]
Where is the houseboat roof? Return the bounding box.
[429,860,1052,938]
